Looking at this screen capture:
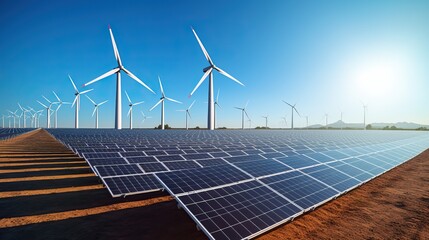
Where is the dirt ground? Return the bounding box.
[0,129,428,240]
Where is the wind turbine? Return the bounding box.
[37,100,53,128]
[1,114,4,128]
[86,95,108,129]
[362,103,368,130]
[150,77,182,130]
[189,28,244,130]
[281,116,288,129]
[325,113,329,129]
[340,110,344,130]
[234,101,249,130]
[305,116,309,130]
[140,111,152,128]
[283,101,300,130]
[177,100,196,130]
[262,116,268,128]
[69,75,93,129]
[8,110,18,128]
[18,103,29,128]
[83,26,155,130]
[125,91,144,130]
[52,91,71,128]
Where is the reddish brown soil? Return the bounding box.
[0,129,428,240]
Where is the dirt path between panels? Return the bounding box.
[0,129,428,240]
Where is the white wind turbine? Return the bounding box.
[150,77,182,130]
[325,113,329,129]
[234,101,250,130]
[37,99,54,128]
[305,116,309,130]
[177,100,196,130]
[262,116,268,128]
[189,28,244,130]
[52,91,71,128]
[83,26,155,130]
[283,101,300,130]
[140,111,152,128]
[86,95,108,129]
[69,75,93,129]
[125,91,144,130]
[18,103,30,128]
[362,103,368,130]
[8,110,18,128]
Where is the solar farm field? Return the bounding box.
[40,129,429,240]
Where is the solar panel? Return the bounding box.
[164,160,201,171]
[95,164,143,177]
[156,164,252,195]
[233,159,292,178]
[177,180,302,240]
[102,174,162,197]
[276,155,320,169]
[260,170,339,210]
[301,165,361,192]
[139,162,168,173]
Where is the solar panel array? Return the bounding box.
[48,129,429,240]
[0,128,34,140]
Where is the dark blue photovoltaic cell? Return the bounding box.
[320,150,349,160]
[327,160,373,182]
[360,155,394,170]
[84,152,121,159]
[139,162,168,173]
[343,157,385,176]
[95,164,143,177]
[261,152,286,159]
[305,152,335,163]
[196,158,228,167]
[224,154,265,163]
[233,159,292,177]
[126,156,158,163]
[178,181,302,240]
[103,174,162,196]
[164,161,201,171]
[156,154,185,162]
[261,171,339,209]
[301,165,360,192]
[120,151,145,157]
[276,155,320,169]
[87,158,127,166]
[181,153,212,160]
[156,164,251,195]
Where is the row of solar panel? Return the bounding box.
[155,138,429,240]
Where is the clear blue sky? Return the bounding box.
[1,0,428,128]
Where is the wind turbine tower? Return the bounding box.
[125,91,144,130]
[189,28,244,130]
[150,77,181,130]
[83,26,155,130]
[69,75,93,129]
[234,101,249,130]
[283,101,300,130]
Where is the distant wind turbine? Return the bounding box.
[281,116,288,128]
[52,91,71,128]
[305,116,309,130]
[150,77,182,130]
[37,100,52,128]
[86,95,108,129]
[140,111,152,127]
[8,110,18,128]
[18,103,30,128]
[125,91,144,130]
[234,101,250,130]
[362,103,368,130]
[325,113,329,129]
[262,116,268,128]
[177,100,196,130]
[83,26,155,130]
[283,101,300,129]
[69,75,93,129]
[189,28,244,130]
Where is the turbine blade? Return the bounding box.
[177,110,186,112]
[189,67,212,97]
[215,102,222,109]
[92,107,97,117]
[191,28,214,65]
[37,100,47,108]
[141,111,145,117]
[187,111,192,119]
[134,101,144,106]
[122,67,155,94]
[56,104,62,111]
[215,66,244,86]
[85,95,96,105]
[244,110,250,120]
[84,68,119,87]
[189,100,196,110]
[294,107,301,117]
[80,89,94,95]
[158,76,164,96]
[234,107,243,110]
[52,91,61,102]
[72,96,78,107]
[216,89,220,102]
[128,106,132,116]
[165,97,182,104]
[17,103,23,111]
[109,26,122,66]
[149,99,163,111]
[245,100,249,109]
[98,100,108,106]
[282,100,293,107]
[68,74,78,92]
[42,95,51,103]
[125,90,132,103]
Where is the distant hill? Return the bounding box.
[308,120,429,129]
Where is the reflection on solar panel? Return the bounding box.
[47,129,429,240]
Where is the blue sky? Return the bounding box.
[1,0,428,128]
